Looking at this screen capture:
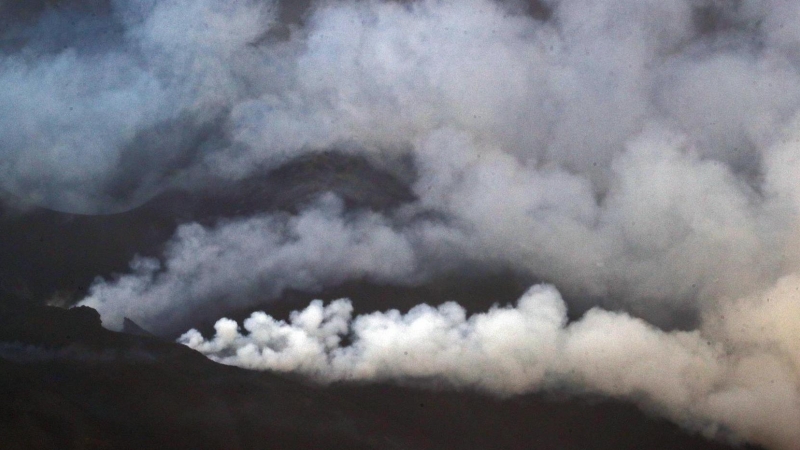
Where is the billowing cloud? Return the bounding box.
[1,0,792,448]
[181,282,800,450]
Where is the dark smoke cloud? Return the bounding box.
[4,0,800,448]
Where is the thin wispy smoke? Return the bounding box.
[4,0,798,448]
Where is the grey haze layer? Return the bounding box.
[3,0,795,448]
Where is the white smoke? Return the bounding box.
[4,0,794,448]
[181,282,800,450]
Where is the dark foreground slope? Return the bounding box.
[0,304,758,450]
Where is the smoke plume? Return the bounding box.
[5,0,800,448]
[181,282,800,449]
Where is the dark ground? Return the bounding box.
[0,1,770,448]
[0,303,758,450]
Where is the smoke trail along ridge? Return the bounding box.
[181,282,800,450]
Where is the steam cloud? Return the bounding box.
[180,283,800,449]
[5,0,799,448]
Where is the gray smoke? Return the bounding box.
[3,0,795,448]
[83,194,430,330]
